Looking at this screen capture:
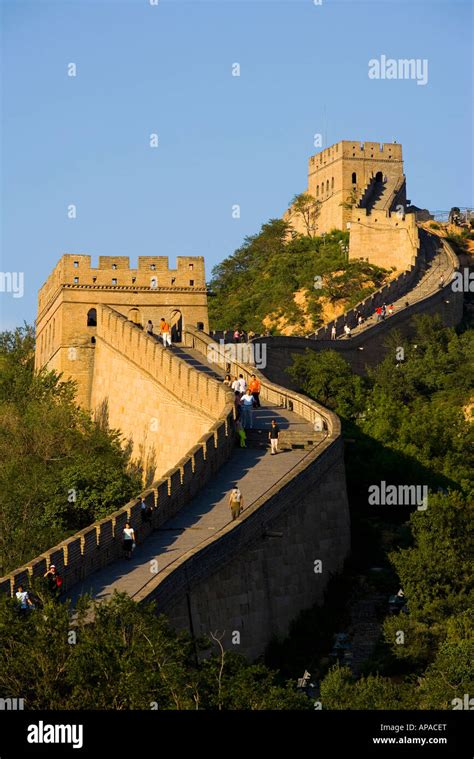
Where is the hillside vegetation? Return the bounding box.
[209,219,391,335]
[0,326,142,575]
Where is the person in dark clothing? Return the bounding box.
[269,419,280,455]
[43,565,63,598]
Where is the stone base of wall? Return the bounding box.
[144,441,350,660]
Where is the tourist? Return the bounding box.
[268,419,280,455]
[236,420,246,448]
[331,325,336,340]
[344,324,351,338]
[375,306,382,322]
[231,376,241,395]
[234,390,242,420]
[247,330,255,342]
[249,374,261,408]
[146,320,154,335]
[388,304,394,316]
[229,484,243,521]
[223,374,232,387]
[15,585,35,612]
[43,565,63,598]
[240,389,254,428]
[381,303,387,319]
[122,522,135,560]
[160,317,171,348]
[140,497,153,524]
[233,328,240,344]
[357,313,363,326]
[237,374,247,395]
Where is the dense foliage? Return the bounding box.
[0,591,308,710]
[0,326,142,575]
[208,219,389,334]
[285,315,474,708]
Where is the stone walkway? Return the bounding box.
[67,346,320,606]
[342,232,452,339]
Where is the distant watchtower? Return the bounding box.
[35,254,209,407]
[286,140,406,235]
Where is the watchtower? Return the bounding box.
[286,140,406,234]
[35,254,209,407]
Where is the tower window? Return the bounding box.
[352,172,357,184]
[150,264,156,270]
[74,277,79,284]
[112,278,117,285]
[132,277,136,284]
[189,279,194,286]
[150,277,158,289]
[92,276,97,283]
[189,263,194,270]
[73,261,79,268]
[171,277,176,285]
[112,263,117,270]
[87,308,97,327]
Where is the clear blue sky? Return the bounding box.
[1,0,472,330]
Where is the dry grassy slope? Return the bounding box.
[262,270,399,336]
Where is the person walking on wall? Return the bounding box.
[160,318,171,348]
[240,389,254,429]
[331,325,336,340]
[146,320,154,335]
[268,419,280,455]
[229,484,243,521]
[249,374,261,408]
[237,374,247,395]
[123,522,136,560]
[236,420,247,448]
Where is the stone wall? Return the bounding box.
[91,305,224,479]
[0,317,235,598]
[132,327,350,659]
[349,207,420,271]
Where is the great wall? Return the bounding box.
[0,140,466,658]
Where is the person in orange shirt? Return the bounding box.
[160,317,171,348]
[249,374,261,408]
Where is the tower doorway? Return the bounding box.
[170,310,183,342]
[128,308,142,325]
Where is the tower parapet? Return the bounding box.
[35,254,209,407]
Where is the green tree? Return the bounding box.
[0,326,142,573]
[287,349,364,419]
[289,192,321,236]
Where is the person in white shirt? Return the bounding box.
[240,391,254,429]
[231,376,240,394]
[122,522,136,560]
[16,585,34,611]
[237,374,247,394]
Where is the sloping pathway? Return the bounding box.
[67,345,322,606]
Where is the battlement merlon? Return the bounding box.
[38,254,207,307]
[308,140,403,171]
